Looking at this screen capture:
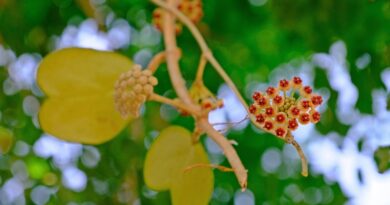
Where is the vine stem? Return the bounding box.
[147,49,182,73]
[149,93,193,115]
[162,0,197,109]
[159,0,248,190]
[291,139,308,177]
[147,51,167,73]
[151,0,249,110]
[284,131,308,177]
[195,54,207,83]
[184,163,234,173]
[198,118,248,190]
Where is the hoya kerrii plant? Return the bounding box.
[36,0,324,204]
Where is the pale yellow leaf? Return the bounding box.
[39,94,127,144]
[37,48,132,97]
[37,48,132,144]
[171,144,213,205]
[144,126,194,190]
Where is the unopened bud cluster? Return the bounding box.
[153,0,203,34]
[249,76,323,139]
[114,65,158,118]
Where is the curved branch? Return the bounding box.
[152,0,249,110]
[149,93,194,115]
[195,54,207,83]
[162,0,198,109]
[159,0,248,189]
[198,118,248,190]
[147,49,182,73]
[290,139,308,177]
[280,131,309,177]
[147,51,167,73]
[184,163,234,173]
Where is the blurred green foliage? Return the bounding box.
[374,146,390,173]
[1,0,390,204]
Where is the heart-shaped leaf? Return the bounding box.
[144,126,194,190]
[144,126,213,205]
[37,48,132,144]
[171,144,213,205]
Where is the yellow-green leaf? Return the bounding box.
[144,126,214,205]
[0,126,13,154]
[144,126,194,190]
[37,48,132,97]
[37,48,132,144]
[39,94,127,144]
[171,144,213,205]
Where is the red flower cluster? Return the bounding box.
[153,0,203,34]
[249,76,323,139]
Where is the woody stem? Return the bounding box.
[147,49,182,73]
[147,52,167,73]
[158,0,248,190]
[151,0,249,111]
[149,93,193,115]
[195,54,207,83]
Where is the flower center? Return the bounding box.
[278,96,296,113]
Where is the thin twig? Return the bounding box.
[290,138,308,177]
[183,163,235,173]
[229,140,238,146]
[147,51,166,73]
[195,54,207,83]
[213,115,249,133]
[211,115,249,126]
[192,125,203,144]
[147,49,182,73]
[149,93,193,115]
